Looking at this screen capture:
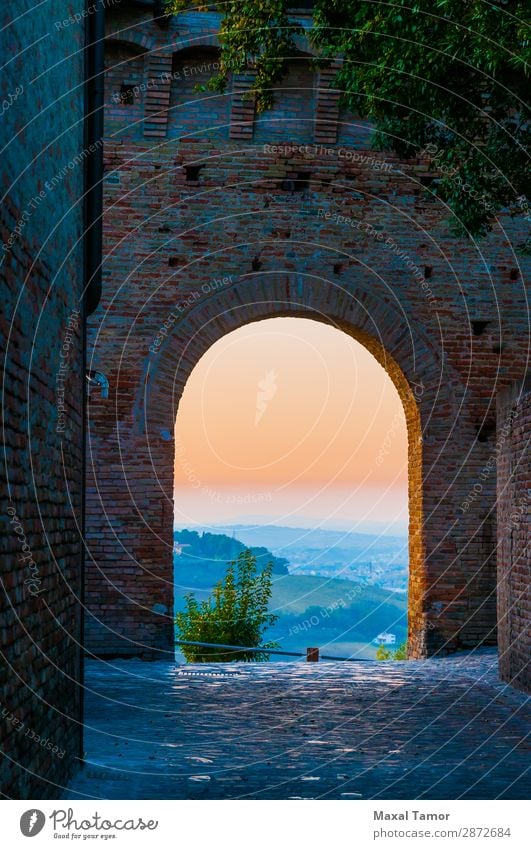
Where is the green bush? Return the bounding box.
[175,549,279,662]
[376,641,407,661]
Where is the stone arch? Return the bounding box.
[171,32,221,54]
[86,233,499,664]
[141,275,450,438]
[134,274,454,659]
[105,31,156,54]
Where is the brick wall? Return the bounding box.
[105,42,147,141]
[0,1,85,797]
[253,59,316,144]
[497,377,531,693]
[168,48,231,140]
[84,8,530,675]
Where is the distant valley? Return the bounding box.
[185,523,408,592]
[174,525,408,661]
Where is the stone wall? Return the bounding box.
[85,8,530,673]
[497,377,531,693]
[0,0,85,797]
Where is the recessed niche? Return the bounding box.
[167,48,229,140]
[471,320,490,337]
[476,420,496,443]
[184,164,204,182]
[119,83,135,105]
[281,172,312,193]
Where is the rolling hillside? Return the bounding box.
[174,534,408,661]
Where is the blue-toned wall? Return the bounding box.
[0,0,86,798]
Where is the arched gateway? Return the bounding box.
[83,5,527,665]
[85,267,497,660]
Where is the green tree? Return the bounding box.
[166,0,530,242]
[175,548,279,661]
[376,641,407,660]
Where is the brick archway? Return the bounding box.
[84,10,509,667]
[85,272,493,661]
[144,278,427,657]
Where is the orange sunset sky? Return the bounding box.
[174,317,408,534]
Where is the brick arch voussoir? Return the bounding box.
[138,273,436,658]
[105,32,155,55]
[171,34,222,57]
[140,275,450,439]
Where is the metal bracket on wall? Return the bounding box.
[86,370,109,399]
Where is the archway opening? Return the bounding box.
[172,317,412,660]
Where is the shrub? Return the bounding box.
[393,641,407,660]
[376,641,407,661]
[175,549,279,662]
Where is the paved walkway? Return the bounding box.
[66,649,530,800]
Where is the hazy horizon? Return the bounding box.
[174,517,408,537]
[174,317,408,535]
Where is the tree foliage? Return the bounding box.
[376,641,407,660]
[175,548,279,661]
[166,0,530,240]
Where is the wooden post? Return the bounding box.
[306,647,319,662]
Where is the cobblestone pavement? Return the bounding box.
[65,649,530,800]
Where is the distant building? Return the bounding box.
[374,632,396,646]
[173,542,191,556]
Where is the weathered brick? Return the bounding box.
[85,7,530,676]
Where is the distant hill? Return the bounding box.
[270,573,405,616]
[173,528,289,590]
[268,574,407,658]
[185,523,409,591]
[211,523,406,551]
